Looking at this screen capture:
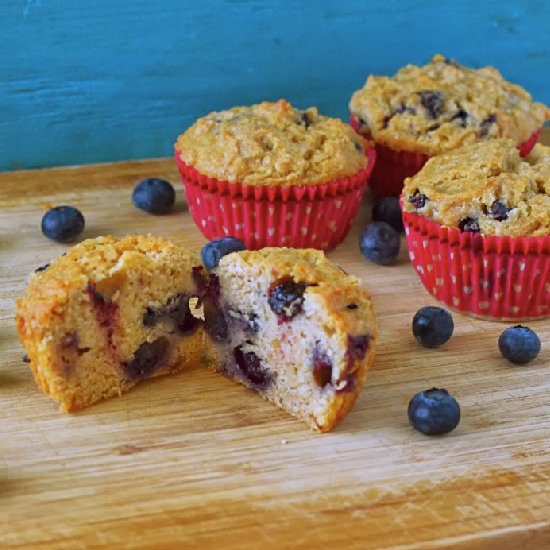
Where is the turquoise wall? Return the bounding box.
[2,0,549,171]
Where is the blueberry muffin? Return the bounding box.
[174,99,376,250]
[16,235,206,412]
[402,139,550,236]
[401,139,550,320]
[350,54,550,156]
[175,99,370,186]
[205,248,379,432]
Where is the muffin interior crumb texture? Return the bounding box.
[350,54,550,155]
[402,139,550,236]
[209,248,378,432]
[16,235,206,412]
[175,99,370,186]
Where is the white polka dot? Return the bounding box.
[267,228,275,236]
[494,293,502,301]
[451,275,457,283]
[208,215,215,222]
[416,266,425,274]
[328,222,337,232]
[463,286,473,295]
[510,306,520,314]
[231,202,238,209]
[413,241,418,248]
[513,284,522,293]
[481,280,490,289]
[405,227,410,235]
[201,220,206,227]
[219,204,224,212]
[519,262,526,271]
[268,206,275,216]
[196,198,201,205]
[281,236,288,243]
[479,301,490,310]
[305,206,312,215]
[223,226,229,235]
[422,240,429,249]
[462,264,471,271]
[427,264,434,272]
[286,213,293,221]
[311,234,317,240]
[409,251,415,260]
[300,227,308,235]
[483,259,489,268]
[432,287,438,295]
[452,297,460,306]
[436,278,444,286]
[545,283,550,292]
[432,254,441,262]
[450,252,455,260]
[334,200,342,209]
[235,223,244,230]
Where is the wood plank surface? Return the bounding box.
[1,132,549,549]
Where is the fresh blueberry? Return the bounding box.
[408,388,461,435]
[412,306,454,348]
[200,237,247,271]
[41,206,85,243]
[480,114,497,138]
[498,325,541,365]
[132,178,175,214]
[359,222,400,265]
[372,196,404,233]
[268,278,307,320]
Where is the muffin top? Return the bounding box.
[175,99,370,187]
[402,139,550,237]
[350,54,550,156]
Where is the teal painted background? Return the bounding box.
[2,0,550,171]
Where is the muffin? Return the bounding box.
[207,248,378,432]
[16,235,206,412]
[174,99,376,250]
[350,54,550,197]
[401,139,550,320]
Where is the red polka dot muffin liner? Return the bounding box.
[402,207,550,321]
[174,148,376,251]
[350,115,542,198]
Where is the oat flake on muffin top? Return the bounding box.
[350,54,550,156]
[402,139,550,237]
[175,99,371,187]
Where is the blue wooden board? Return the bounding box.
[1,0,549,171]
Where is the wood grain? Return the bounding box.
[1,132,549,549]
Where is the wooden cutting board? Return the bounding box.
[1,134,549,549]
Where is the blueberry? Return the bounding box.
[408,388,461,435]
[359,222,400,265]
[122,337,169,381]
[268,278,307,320]
[489,200,509,221]
[200,237,246,271]
[132,178,175,214]
[451,108,469,128]
[372,196,404,233]
[458,216,480,233]
[41,206,85,243]
[408,191,428,209]
[233,346,272,389]
[418,90,445,119]
[312,349,333,388]
[412,306,454,348]
[498,325,541,365]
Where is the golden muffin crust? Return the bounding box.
[175,99,370,186]
[350,54,550,155]
[211,248,378,432]
[16,235,206,412]
[402,139,550,236]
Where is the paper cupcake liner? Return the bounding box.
[350,115,542,198]
[174,148,376,250]
[402,208,550,321]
